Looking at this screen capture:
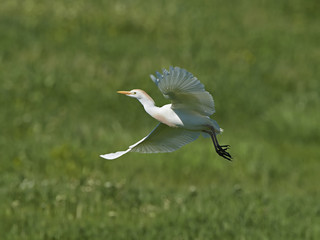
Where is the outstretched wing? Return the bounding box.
[100,123,200,160]
[150,66,215,116]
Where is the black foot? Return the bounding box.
[220,145,230,149]
[203,129,233,161]
[216,145,232,161]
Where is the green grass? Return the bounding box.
[1,0,320,239]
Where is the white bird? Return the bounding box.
[100,66,232,160]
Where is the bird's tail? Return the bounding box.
[209,119,223,134]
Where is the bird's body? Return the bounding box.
[150,104,218,132]
[148,104,184,128]
[139,96,214,131]
[100,67,231,160]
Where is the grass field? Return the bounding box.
[1,0,320,239]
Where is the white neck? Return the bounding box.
[137,95,160,117]
[138,97,155,107]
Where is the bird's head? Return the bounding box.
[117,89,153,101]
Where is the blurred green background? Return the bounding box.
[1,0,319,239]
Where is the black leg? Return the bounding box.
[203,130,232,161]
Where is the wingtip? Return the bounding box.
[156,71,162,79]
[100,154,115,160]
[162,68,169,76]
[150,74,156,82]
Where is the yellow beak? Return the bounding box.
[117,91,131,95]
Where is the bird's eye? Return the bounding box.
[133,92,136,94]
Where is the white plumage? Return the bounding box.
[100,66,231,160]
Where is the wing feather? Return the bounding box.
[150,66,215,116]
[100,123,200,160]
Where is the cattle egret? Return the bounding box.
[100,66,232,161]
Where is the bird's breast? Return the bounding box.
[148,105,182,127]
[152,113,179,127]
